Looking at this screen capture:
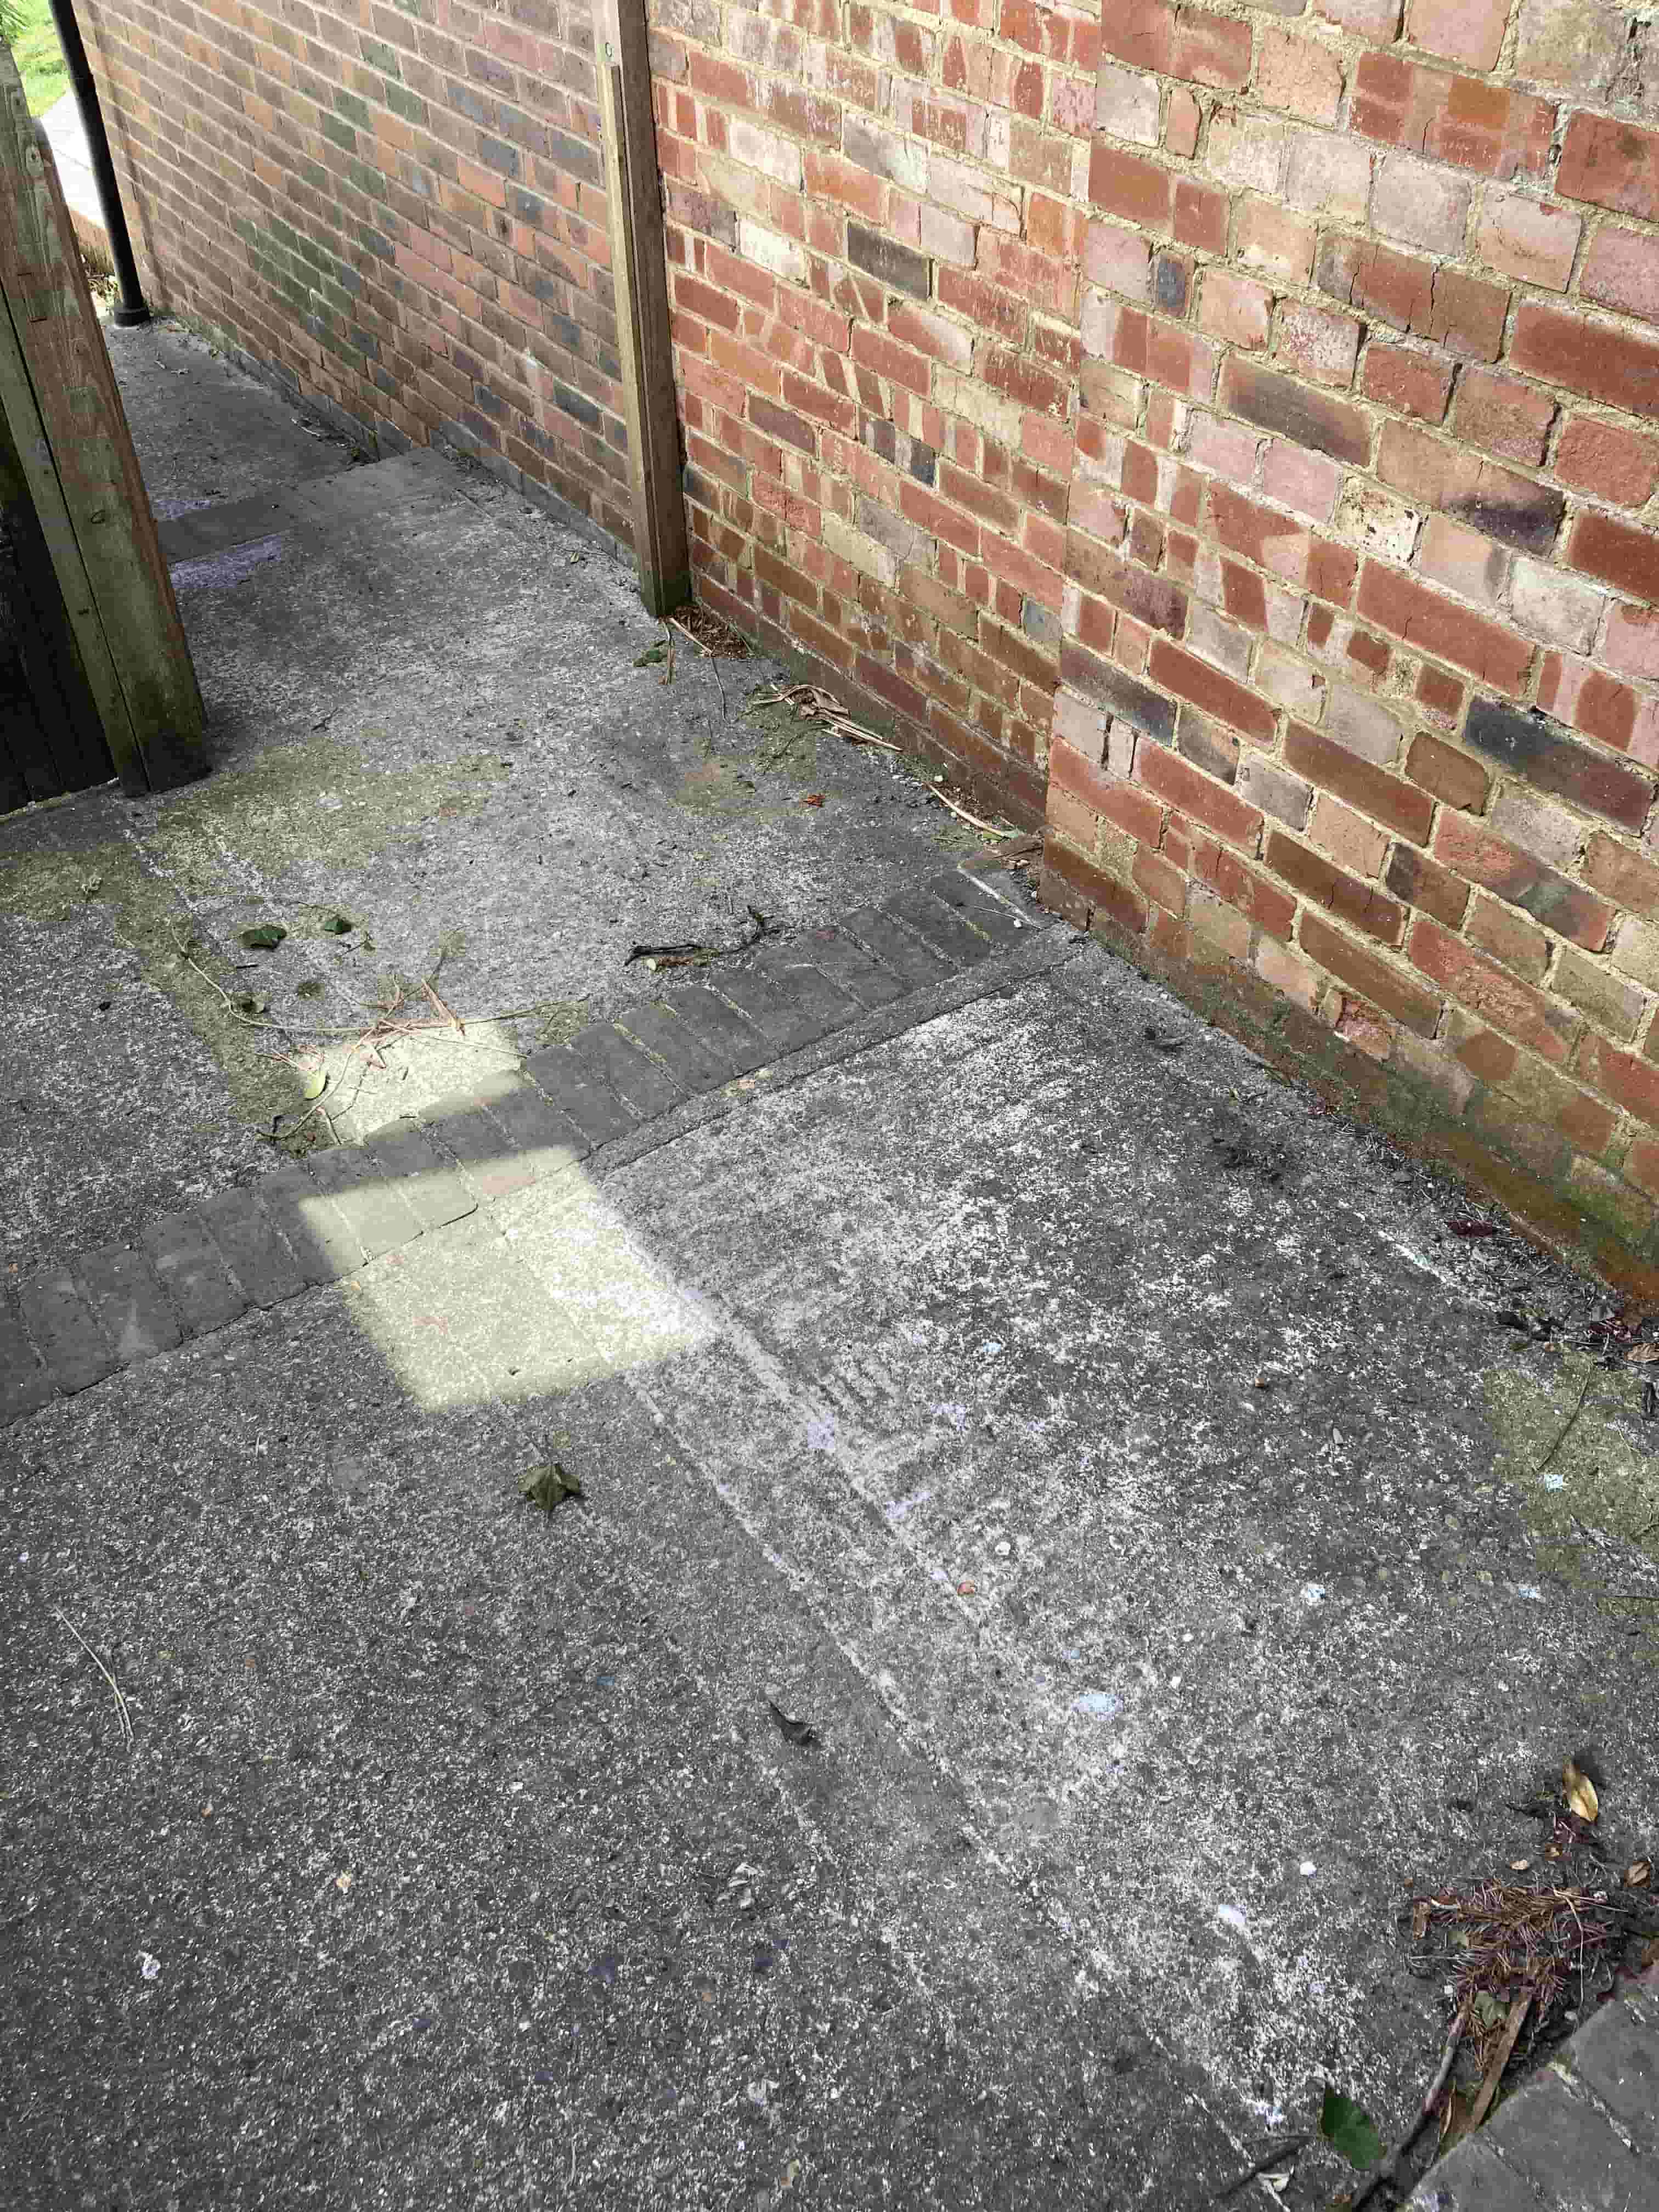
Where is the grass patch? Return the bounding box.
[5,0,70,117]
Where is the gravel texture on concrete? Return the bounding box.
[1,324,994,1270]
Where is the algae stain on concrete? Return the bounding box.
[148,739,509,889]
[1483,1352,1659,1605]
[0,742,512,1137]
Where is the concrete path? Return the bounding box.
[4,325,1658,2210]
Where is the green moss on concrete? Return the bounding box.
[0,742,510,1141]
[1483,1352,1659,1629]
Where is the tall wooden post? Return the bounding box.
[595,0,690,619]
[0,47,204,795]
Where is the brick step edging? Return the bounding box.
[2,868,1048,1424]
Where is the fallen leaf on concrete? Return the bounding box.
[300,1068,328,1101]
[765,1689,818,1749]
[321,914,353,935]
[1564,1760,1599,1822]
[240,924,287,951]
[520,1463,583,1512]
[633,643,667,667]
[1628,1860,1652,1888]
[1319,2087,1382,2170]
[802,792,825,806]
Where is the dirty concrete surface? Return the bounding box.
[2,325,990,1268]
[5,328,1659,2211]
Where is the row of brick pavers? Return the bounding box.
[3,868,1055,1423]
[1407,1967,1658,2210]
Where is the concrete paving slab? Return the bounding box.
[0,321,1009,1275]
[7,950,1658,2207]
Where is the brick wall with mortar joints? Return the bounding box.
[1040,0,1659,1285]
[82,0,633,540]
[647,0,1104,826]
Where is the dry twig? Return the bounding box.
[56,1608,134,1751]
[1346,2008,1466,2212]
[750,681,1020,836]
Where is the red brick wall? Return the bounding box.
[1042,0,1659,1286]
[86,0,1659,1280]
[84,0,633,541]
[648,0,1102,825]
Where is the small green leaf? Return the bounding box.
[239,924,287,951]
[321,915,354,935]
[520,1462,584,1512]
[633,644,667,667]
[301,1068,329,1101]
[1319,2089,1383,2171]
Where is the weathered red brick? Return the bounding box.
[1136,737,1263,847]
[1568,511,1659,608]
[1356,563,1533,692]
[1511,302,1659,420]
[1170,5,1252,87]
[1385,842,1470,927]
[1268,829,1405,943]
[1557,112,1659,223]
[1410,916,1578,1063]
[1433,814,1615,949]
[1552,416,1659,510]
[1147,639,1278,740]
[1285,720,1436,842]
[1406,730,1487,809]
[1580,1034,1659,1127]
[1584,832,1659,916]
[1301,911,1442,1034]
[1089,143,1173,229]
[1221,358,1370,465]
[1360,342,1453,423]
[1453,370,1555,466]
[1352,53,1554,181]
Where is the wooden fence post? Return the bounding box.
[595,0,691,620]
[0,46,204,795]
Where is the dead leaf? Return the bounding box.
[1412,1899,1430,1942]
[1627,1860,1652,1888]
[1564,1760,1600,1823]
[1627,1342,1659,1363]
[520,1462,583,1512]
[1509,1859,1532,1871]
[803,792,825,806]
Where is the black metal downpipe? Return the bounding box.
[42,0,151,326]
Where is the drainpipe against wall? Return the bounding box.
[43,0,150,326]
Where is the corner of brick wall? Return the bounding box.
[81,0,635,541]
[1039,0,1659,1295]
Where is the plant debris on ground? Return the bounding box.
[624,905,775,971]
[520,1463,583,1512]
[1359,1757,1659,2202]
[671,602,750,657]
